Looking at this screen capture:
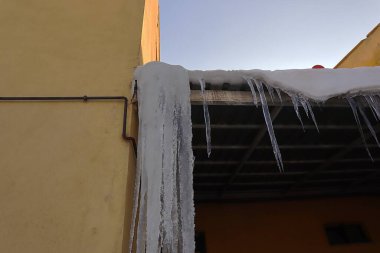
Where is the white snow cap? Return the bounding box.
[190,66,380,102]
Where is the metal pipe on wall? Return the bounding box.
[0,95,137,155]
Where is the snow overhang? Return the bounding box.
[189,66,380,102]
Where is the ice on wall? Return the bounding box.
[131,62,195,253]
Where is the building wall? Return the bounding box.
[196,197,380,253]
[336,24,380,68]
[140,0,160,63]
[0,0,159,253]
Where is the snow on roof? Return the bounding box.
[189,66,380,102]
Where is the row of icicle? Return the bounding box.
[198,77,380,171]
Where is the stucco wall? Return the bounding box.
[196,197,380,253]
[0,0,158,252]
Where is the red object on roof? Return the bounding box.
[312,65,325,69]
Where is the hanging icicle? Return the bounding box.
[251,79,284,172]
[131,62,195,253]
[264,82,275,102]
[199,78,212,157]
[347,96,373,160]
[243,76,259,107]
[357,102,380,147]
[303,98,319,132]
[275,88,283,103]
[289,94,319,132]
[290,95,305,131]
[364,95,380,121]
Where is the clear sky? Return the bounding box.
[160,0,380,70]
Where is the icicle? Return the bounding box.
[176,104,195,253]
[128,142,142,253]
[145,90,165,253]
[364,96,378,121]
[371,94,380,118]
[252,79,284,172]
[290,95,319,132]
[136,137,148,253]
[160,102,179,252]
[133,62,195,253]
[199,78,212,157]
[264,82,275,102]
[299,97,310,118]
[243,77,258,107]
[347,97,373,160]
[357,101,380,147]
[364,95,380,121]
[275,88,283,103]
[305,100,319,132]
[290,95,305,131]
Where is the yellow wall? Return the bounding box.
[336,24,380,68]
[140,0,160,63]
[196,197,380,253]
[0,0,159,253]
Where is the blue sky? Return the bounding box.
[160,0,380,70]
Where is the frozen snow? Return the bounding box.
[131,62,195,253]
[190,67,380,102]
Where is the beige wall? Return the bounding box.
[196,197,380,253]
[336,24,380,68]
[0,0,159,252]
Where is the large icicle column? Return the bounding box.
[130,62,195,253]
